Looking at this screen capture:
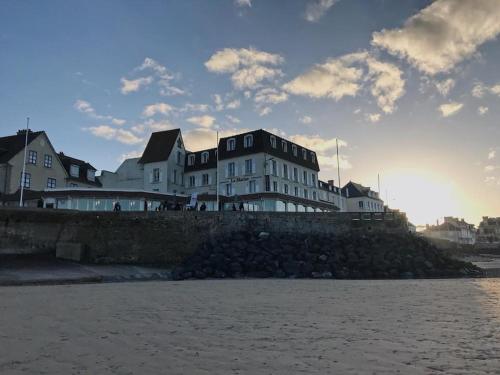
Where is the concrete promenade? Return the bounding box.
[1,279,499,374]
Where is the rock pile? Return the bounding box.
[172,231,482,280]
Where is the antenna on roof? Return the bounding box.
[336,138,341,193]
[216,130,219,211]
[19,117,30,208]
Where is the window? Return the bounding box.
[292,144,298,157]
[303,170,308,185]
[188,154,195,166]
[226,183,233,196]
[201,152,209,164]
[47,178,56,189]
[244,134,253,148]
[228,162,235,177]
[302,148,307,160]
[176,151,182,165]
[70,164,79,177]
[283,164,288,179]
[87,169,95,182]
[177,138,183,148]
[273,181,278,192]
[21,172,31,188]
[245,159,253,175]
[294,186,299,197]
[284,184,289,194]
[44,154,52,168]
[189,176,196,187]
[304,189,308,199]
[293,167,298,182]
[313,191,317,200]
[270,135,276,148]
[173,169,177,184]
[265,175,270,192]
[70,183,78,187]
[311,174,316,187]
[281,140,287,152]
[311,152,316,163]
[271,160,277,176]
[359,201,364,209]
[28,150,37,164]
[227,138,236,151]
[153,168,160,183]
[202,173,209,185]
[249,180,256,193]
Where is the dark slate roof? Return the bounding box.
[184,148,217,172]
[0,130,44,164]
[318,180,342,195]
[341,181,382,201]
[58,152,102,187]
[138,129,181,164]
[218,129,320,171]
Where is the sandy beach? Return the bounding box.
[1,279,499,374]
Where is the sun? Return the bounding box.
[382,168,462,226]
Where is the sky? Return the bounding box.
[1,0,500,225]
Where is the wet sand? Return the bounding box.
[1,279,499,374]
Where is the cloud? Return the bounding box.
[284,51,405,113]
[118,150,143,162]
[84,125,143,145]
[254,88,288,105]
[485,176,497,184]
[366,113,381,123]
[183,127,252,152]
[484,165,498,172]
[226,115,240,124]
[488,149,496,160]
[258,107,272,116]
[131,119,175,134]
[74,99,125,124]
[234,0,251,7]
[490,84,500,96]
[142,102,175,117]
[472,82,487,98]
[225,99,241,109]
[438,102,464,117]
[289,134,351,171]
[371,0,500,75]
[187,115,216,128]
[305,0,339,22]
[120,76,153,94]
[435,78,455,96]
[205,48,284,89]
[299,115,312,124]
[181,103,210,112]
[211,94,241,111]
[111,118,126,126]
[478,106,489,116]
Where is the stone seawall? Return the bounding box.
[0,208,409,265]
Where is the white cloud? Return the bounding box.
[305,0,339,22]
[299,115,312,124]
[438,102,464,117]
[488,149,496,160]
[478,106,489,116]
[372,0,500,75]
[118,150,143,162]
[289,134,351,171]
[485,176,496,184]
[181,103,210,112]
[226,99,241,109]
[213,94,224,111]
[142,102,175,117]
[353,108,361,114]
[254,88,288,105]
[186,115,216,128]
[472,82,487,98]
[85,125,143,145]
[226,114,240,124]
[111,118,126,126]
[258,107,272,116]
[205,48,284,89]
[120,76,153,94]
[284,51,405,113]
[183,127,251,152]
[131,119,175,134]
[234,0,251,7]
[133,57,185,96]
[366,113,381,123]
[484,165,498,172]
[490,84,500,96]
[435,78,455,96]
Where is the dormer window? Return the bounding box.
[87,169,95,182]
[227,138,236,151]
[188,154,195,166]
[311,152,316,163]
[281,140,287,152]
[292,144,297,157]
[270,135,276,148]
[302,148,307,160]
[70,164,79,177]
[177,138,183,148]
[244,134,253,148]
[201,152,209,164]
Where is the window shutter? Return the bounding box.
[149,172,153,183]
[255,183,260,193]
[235,163,239,177]
[225,164,228,178]
[159,171,163,182]
[208,175,212,185]
[252,159,256,174]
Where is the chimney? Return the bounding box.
[327,179,334,186]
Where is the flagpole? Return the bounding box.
[336,138,341,191]
[19,117,30,207]
[216,130,219,211]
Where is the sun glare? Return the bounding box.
[383,169,462,226]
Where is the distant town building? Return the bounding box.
[477,216,500,244]
[57,152,101,189]
[421,217,477,245]
[341,181,384,212]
